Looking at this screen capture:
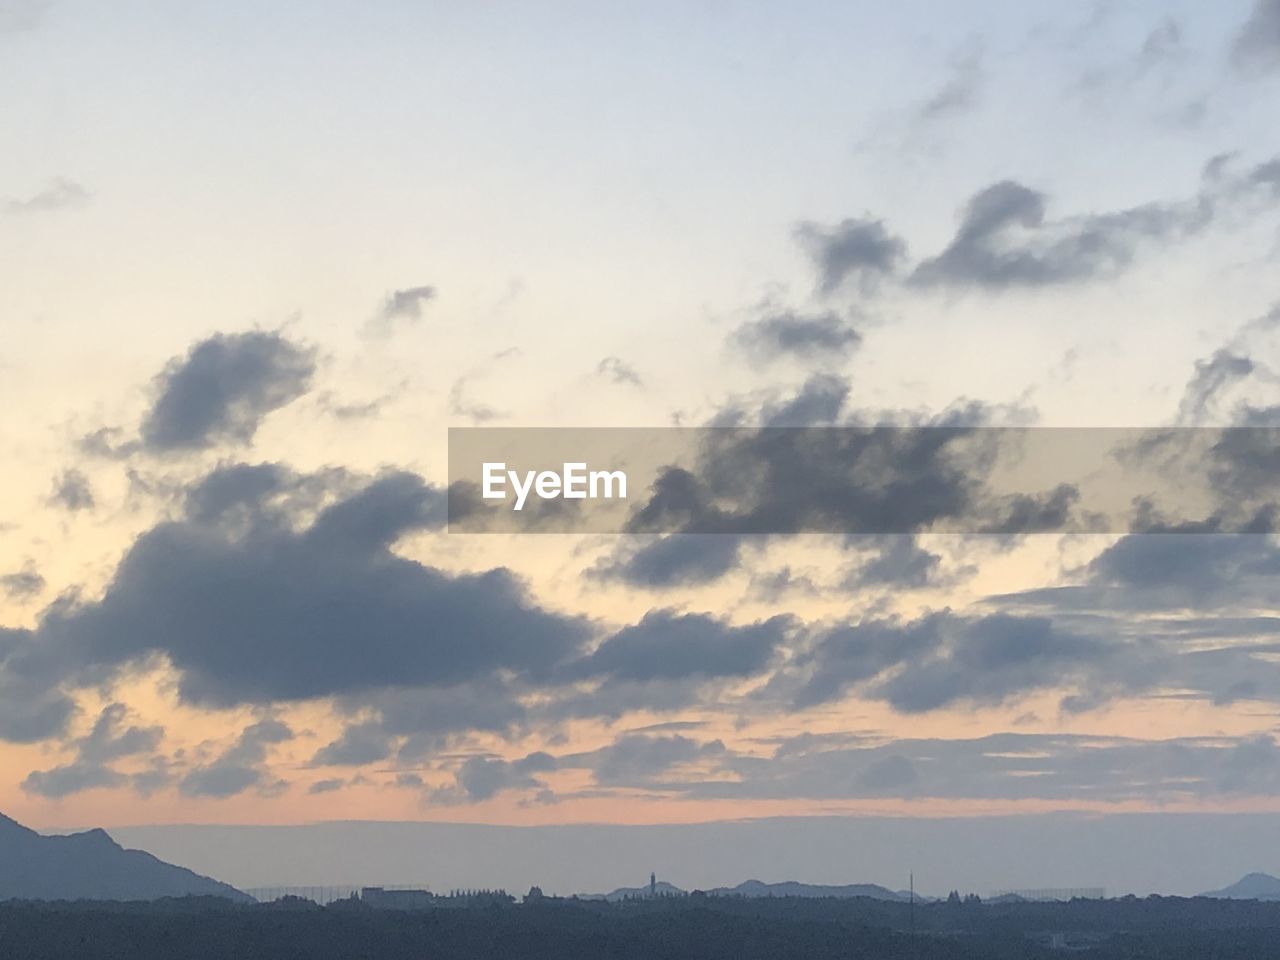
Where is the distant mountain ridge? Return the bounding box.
[588,880,686,901]
[706,879,909,901]
[592,878,910,902]
[0,812,250,903]
[1200,873,1280,901]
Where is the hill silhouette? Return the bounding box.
[0,812,250,902]
[590,878,910,902]
[1200,873,1280,901]
[705,879,910,901]
[591,880,687,901]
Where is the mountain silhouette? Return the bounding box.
[705,879,909,901]
[1200,873,1280,901]
[591,880,687,901]
[591,878,910,902]
[0,812,250,902]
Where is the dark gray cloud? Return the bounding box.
[573,611,790,686]
[21,763,124,798]
[21,703,164,799]
[795,154,1280,297]
[757,608,1194,715]
[1255,158,1280,193]
[319,383,405,421]
[842,536,944,589]
[183,461,307,524]
[140,331,316,452]
[324,395,390,420]
[598,381,1078,592]
[562,734,726,788]
[1203,432,1280,513]
[0,565,45,600]
[77,426,130,460]
[1113,317,1280,522]
[304,469,448,550]
[594,534,743,589]
[1177,350,1256,424]
[73,702,165,763]
[1138,18,1185,72]
[1233,0,1280,75]
[908,156,1280,291]
[919,45,984,120]
[49,468,94,512]
[308,778,345,794]
[795,218,906,296]
[909,180,1210,290]
[1238,404,1280,426]
[308,682,533,768]
[449,377,507,424]
[9,456,862,772]
[377,682,530,756]
[999,535,1280,638]
[1173,304,1280,434]
[760,374,850,427]
[626,389,1060,540]
[763,616,940,710]
[428,735,731,803]
[311,723,394,767]
[429,730,1280,806]
[180,719,293,798]
[365,285,436,337]
[382,286,436,319]
[976,535,1280,707]
[540,612,794,726]
[596,357,643,387]
[975,483,1081,536]
[731,310,862,363]
[2,177,88,215]
[38,467,591,708]
[748,565,819,601]
[701,375,852,430]
[1050,533,1280,610]
[431,752,556,803]
[0,627,75,743]
[179,461,356,530]
[698,731,1280,803]
[870,613,1112,714]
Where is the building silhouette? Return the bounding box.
[361,887,433,910]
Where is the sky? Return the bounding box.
[3,0,1280,892]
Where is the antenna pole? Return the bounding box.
[910,872,915,957]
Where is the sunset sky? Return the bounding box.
[3,0,1280,842]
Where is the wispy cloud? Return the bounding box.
[2,177,89,215]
